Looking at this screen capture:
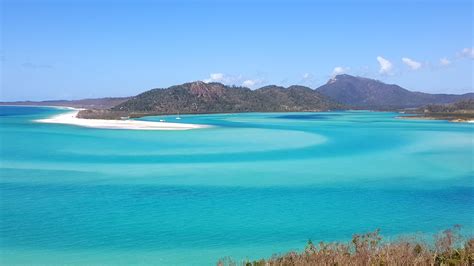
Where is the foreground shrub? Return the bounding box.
[217,226,473,266]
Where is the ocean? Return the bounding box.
[0,106,473,265]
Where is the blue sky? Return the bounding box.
[1,0,473,101]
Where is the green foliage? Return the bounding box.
[110,81,342,116]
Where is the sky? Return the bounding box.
[1,0,473,101]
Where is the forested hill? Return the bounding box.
[111,81,341,114]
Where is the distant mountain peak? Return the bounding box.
[327,74,356,84]
[317,75,472,109]
[334,74,353,79]
[328,77,338,84]
[191,80,206,85]
[328,74,378,83]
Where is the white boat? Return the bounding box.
[176,112,181,120]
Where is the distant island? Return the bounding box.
[401,99,474,123]
[77,81,344,119]
[2,74,473,122]
[317,74,473,110]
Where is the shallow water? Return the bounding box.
[0,106,473,265]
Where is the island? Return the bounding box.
[2,75,473,126]
[400,99,474,123]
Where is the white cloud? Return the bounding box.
[203,73,263,88]
[439,57,451,66]
[459,47,474,59]
[203,73,245,84]
[242,80,256,87]
[332,66,348,76]
[302,73,310,79]
[376,56,393,74]
[203,73,225,83]
[402,57,422,70]
[242,79,261,88]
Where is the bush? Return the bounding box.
[217,226,474,266]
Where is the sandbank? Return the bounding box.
[35,109,209,130]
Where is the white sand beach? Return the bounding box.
[36,109,209,130]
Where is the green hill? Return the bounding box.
[78,81,342,119]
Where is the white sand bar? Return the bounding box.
[36,109,210,130]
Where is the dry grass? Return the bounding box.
[217,226,473,266]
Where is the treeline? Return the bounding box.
[218,226,473,266]
[423,99,474,113]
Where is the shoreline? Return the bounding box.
[396,115,474,123]
[35,108,210,130]
[5,104,473,125]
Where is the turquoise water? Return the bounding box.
[0,106,473,265]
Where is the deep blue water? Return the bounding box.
[0,106,473,265]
